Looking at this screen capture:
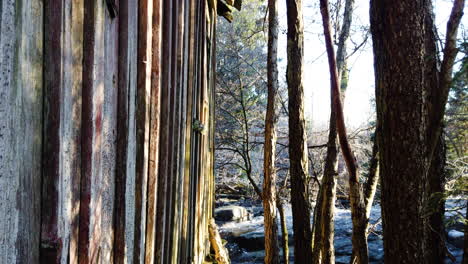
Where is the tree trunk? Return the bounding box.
[463,203,468,264]
[370,2,429,261]
[312,1,354,261]
[311,181,324,262]
[370,0,464,262]
[312,132,337,264]
[363,135,379,220]
[278,200,290,264]
[263,0,280,262]
[423,4,449,262]
[425,135,446,263]
[319,0,368,263]
[348,134,380,263]
[286,0,313,262]
[240,87,262,200]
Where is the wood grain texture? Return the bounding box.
[0,0,43,262]
[0,1,218,263]
[134,0,153,261]
[114,0,138,263]
[41,0,84,262]
[79,1,105,262]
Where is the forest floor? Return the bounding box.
[214,196,466,263]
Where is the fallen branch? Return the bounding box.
[208,218,231,264]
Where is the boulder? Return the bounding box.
[215,205,251,222]
[233,230,265,251]
[447,230,464,248]
[215,198,238,207]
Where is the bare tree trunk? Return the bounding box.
[463,203,468,264]
[369,0,464,262]
[363,136,379,220]
[312,2,354,263]
[278,200,290,264]
[312,136,337,264]
[240,87,262,200]
[286,0,313,262]
[263,0,280,262]
[311,182,324,262]
[319,0,368,263]
[423,5,449,262]
[426,135,446,263]
[370,1,428,260]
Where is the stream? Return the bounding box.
[215,198,465,263]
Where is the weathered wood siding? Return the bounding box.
[0,0,43,263]
[0,0,219,263]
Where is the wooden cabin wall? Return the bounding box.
[0,0,43,263]
[0,0,217,263]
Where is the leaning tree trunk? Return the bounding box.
[370,0,464,262]
[423,3,450,262]
[286,0,313,262]
[363,135,379,220]
[319,0,368,263]
[312,1,354,263]
[263,0,280,262]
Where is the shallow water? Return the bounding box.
[217,200,465,264]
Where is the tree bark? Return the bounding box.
[423,3,449,262]
[319,0,368,263]
[311,181,324,262]
[370,2,429,261]
[312,1,354,263]
[425,135,447,263]
[263,0,280,262]
[286,0,313,262]
[278,200,290,264]
[363,135,379,220]
[463,203,468,264]
[370,0,464,262]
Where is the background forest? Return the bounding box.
[212,0,467,263]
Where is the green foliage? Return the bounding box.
[441,37,468,228]
[215,0,268,181]
[444,37,467,197]
[445,39,467,160]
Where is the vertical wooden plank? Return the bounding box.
[165,0,185,262]
[79,0,105,262]
[207,5,217,257]
[68,1,84,262]
[187,0,203,260]
[179,0,197,261]
[99,1,119,261]
[155,0,173,262]
[173,0,191,261]
[13,0,44,259]
[210,2,217,225]
[135,0,153,261]
[115,0,138,262]
[194,1,208,261]
[0,0,43,262]
[169,0,190,261]
[0,3,19,261]
[41,0,64,261]
[41,0,84,262]
[144,0,162,262]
